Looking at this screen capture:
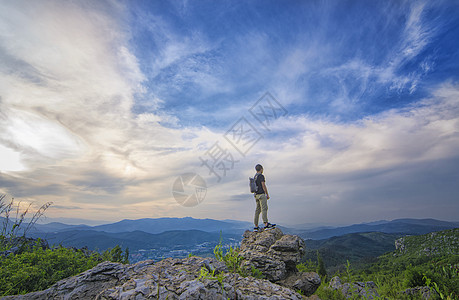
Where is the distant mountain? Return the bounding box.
[29,229,239,252]
[90,217,249,234]
[36,217,110,226]
[28,217,251,235]
[32,222,92,232]
[286,222,336,231]
[299,218,459,240]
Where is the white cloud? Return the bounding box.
[0,144,25,172]
[250,83,459,223]
[0,1,457,224]
[269,0,437,114]
[0,1,220,217]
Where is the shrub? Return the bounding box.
[0,194,130,296]
[213,238,263,279]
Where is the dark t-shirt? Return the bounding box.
[255,174,265,194]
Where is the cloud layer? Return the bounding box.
[0,0,458,224]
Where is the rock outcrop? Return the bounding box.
[3,228,320,299]
[401,286,437,299]
[328,276,379,299]
[240,228,321,296]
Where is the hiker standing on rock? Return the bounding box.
[253,164,276,232]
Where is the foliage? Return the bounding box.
[363,251,459,299]
[1,194,52,252]
[304,232,402,274]
[1,244,93,296]
[345,259,352,283]
[404,265,426,288]
[101,245,130,265]
[250,265,264,279]
[213,238,263,279]
[317,250,327,279]
[0,242,130,296]
[301,228,459,299]
[0,194,131,296]
[297,259,317,273]
[298,252,327,280]
[198,266,224,285]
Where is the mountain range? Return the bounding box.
[12,217,457,261]
[29,229,240,252]
[30,217,252,235]
[295,218,459,240]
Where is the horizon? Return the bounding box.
[33,216,459,228]
[1,0,459,225]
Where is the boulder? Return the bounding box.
[401,286,437,299]
[328,276,379,299]
[268,233,306,272]
[278,272,321,297]
[239,228,320,296]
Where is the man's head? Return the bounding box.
[255,164,263,173]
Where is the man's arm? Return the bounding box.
[261,181,269,199]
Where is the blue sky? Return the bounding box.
[0,0,458,225]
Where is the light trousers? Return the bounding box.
[254,193,268,226]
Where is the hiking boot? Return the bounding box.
[264,223,276,230]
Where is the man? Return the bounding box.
[253,164,276,232]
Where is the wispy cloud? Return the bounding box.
[1,0,458,224]
[246,83,459,223]
[0,1,218,218]
[269,0,439,118]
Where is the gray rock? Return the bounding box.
[329,275,342,289]
[240,228,283,253]
[268,234,305,272]
[328,276,379,299]
[241,253,287,281]
[278,272,321,297]
[401,286,437,299]
[240,228,305,280]
[2,256,303,300]
[239,228,320,296]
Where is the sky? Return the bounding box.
[0,0,458,226]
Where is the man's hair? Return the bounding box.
[255,164,263,172]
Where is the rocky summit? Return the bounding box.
[240,228,321,296]
[3,228,320,299]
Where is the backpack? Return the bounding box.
[249,173,260,193]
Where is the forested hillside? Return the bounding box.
[308,228,459,299]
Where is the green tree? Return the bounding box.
[317,250,327,279]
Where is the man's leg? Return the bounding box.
[260,194,269,225]
[254,195,261,227]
